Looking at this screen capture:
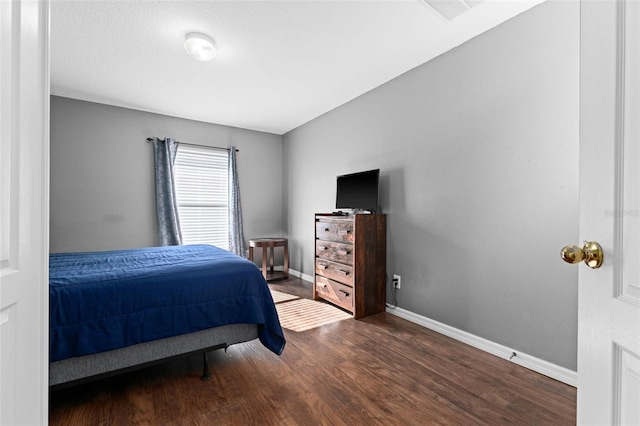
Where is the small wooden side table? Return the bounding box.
[248,238,289,281]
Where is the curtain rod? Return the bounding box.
[146,137,238,152]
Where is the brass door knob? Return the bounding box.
[561,241,604,269]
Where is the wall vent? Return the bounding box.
[420,0,483,21]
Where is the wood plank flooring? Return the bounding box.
[49,277,576,425]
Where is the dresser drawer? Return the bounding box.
[315,276,353,312]
[315,240,353,265]
[315,221,354,243]
[315,258,354,286]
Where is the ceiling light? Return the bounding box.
[184,32,217,62]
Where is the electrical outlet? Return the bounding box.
[393,274,401,289]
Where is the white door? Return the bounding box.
[577,0,640,424]
[0,0,50,424]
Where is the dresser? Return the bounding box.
[313,213,386,319]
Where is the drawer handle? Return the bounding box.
[337,250,351,255]
[337,269,350,276]
[338,289,350,297]
[318,265,327,270]
[324,228,330,232]
[319,246,328,251]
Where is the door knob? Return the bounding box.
[560,241,603,269]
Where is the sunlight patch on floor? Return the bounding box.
[275,298,352,332]
[270,289,300,304]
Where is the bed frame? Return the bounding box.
[49,323,259,389]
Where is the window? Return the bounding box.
[173,145,229,250]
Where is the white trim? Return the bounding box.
[283,270,576,386]
[613,0,626,299]
[0,1,50,423]
[288,268,314,283]
[386,306,577,387]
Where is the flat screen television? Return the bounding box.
[335,169,380,213]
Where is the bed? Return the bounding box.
[49,244,285,388]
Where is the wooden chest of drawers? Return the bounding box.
[313,213,386,319]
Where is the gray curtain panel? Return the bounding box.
[152,137,182,246]
[228,146,247,257]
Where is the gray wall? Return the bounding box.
[50,96,283,253]
[282,1,579,370]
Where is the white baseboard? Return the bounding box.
[264,267,313,283]
[288,268,314,283]
[385,306,577,387]
[279,272,575,386]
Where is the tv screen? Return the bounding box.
[335,169,380,213]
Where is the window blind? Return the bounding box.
[174,144,229,250]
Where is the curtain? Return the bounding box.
[152,137,182,246]
[228,146,247,257]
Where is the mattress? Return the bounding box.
[49,244,285,362]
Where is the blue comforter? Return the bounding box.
[49,245,285,362]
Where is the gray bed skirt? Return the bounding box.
[50,323,259,387]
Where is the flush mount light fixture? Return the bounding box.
[184,32,217,61]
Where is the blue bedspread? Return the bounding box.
[49,245,285,362]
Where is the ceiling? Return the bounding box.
[50,0,544,135]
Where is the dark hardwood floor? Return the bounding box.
[50,277,576,425]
